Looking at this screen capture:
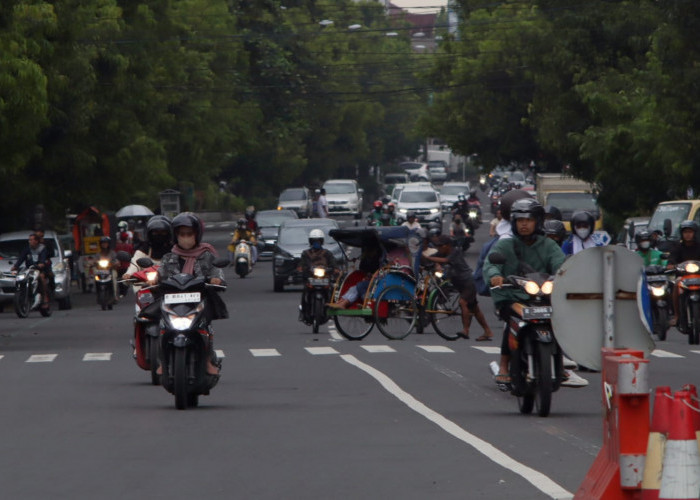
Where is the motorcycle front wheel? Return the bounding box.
[535,342,554,417]
[147,336,160,386]
[14,284,30,318]
[653,307,668,341]
[173,349,188,410]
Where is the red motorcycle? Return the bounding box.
[125,264,162,384]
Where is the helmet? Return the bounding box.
[543,205,562,221]
[680,220,698,232]
[635,230,652,246]
[406,210,416,219]
[387,202,395,211]
[118,221,128,230]
[571,210,595,229]
[146,215,172,237]
[543,219,566,240]
[237,218,247,227]
[245,206,255,219]
[428,222,442,237]
[457,193,466,201]
[373,200,383,209]
[308,228,324,245]
[499,189,533,220]
[171,212,203,244]
[100,236,111,244]
[510,198,544,236]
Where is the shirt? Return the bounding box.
[444,247,473,288]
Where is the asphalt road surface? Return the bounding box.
[0,207,695,499]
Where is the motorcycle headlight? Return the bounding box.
[17,273,26,281]
[146,271,158,282]
[540,281,554,295]
[651,285,666,297]
[684,262,700,273]
[523,281,540,295]
[399,208,408,214]
[169,314,197,331]
[98,259,110,269]
[434,271,443,279]
[313,267,326,278]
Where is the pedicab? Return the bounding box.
[327,226,418,340]
[71,206,115,293]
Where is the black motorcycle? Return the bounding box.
[8,266,51,318]
[302,266,332,333]
[645,265,673,341]
[94,257,116,310]
[489,253,564,417]
[154,259,228,409]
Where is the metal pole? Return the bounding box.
[603,247,615,348]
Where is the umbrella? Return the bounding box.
[115,205,154,218]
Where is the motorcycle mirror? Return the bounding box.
[136,257,154,268]
[116,250,132,262]
[488,252,506,265]
[212,257,230,268]
[663,218,673,238]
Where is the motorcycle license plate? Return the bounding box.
[164,292,201,304]
[682,278,700,287]
[309,278,329,286]
[522,306,552,320]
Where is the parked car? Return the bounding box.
[277,187,313,218]
[396,184,442,226]
[323,179,364,219]
[439,182,471,214]
[273,218,343,292]
[257,209,298,258]
[0,230,72,310]
[427,161,448,183]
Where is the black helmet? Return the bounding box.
[543,219,566,240]
[100,236,111,244]
[499,189,533,220]
[171,212,203,244]
[237,218,247,227]
[428,222,442,237]
[571,210,595,229]
[146,215,172,237]
[543,205,562,221]
[680,220,698,233]
[510,198,544,236]
[635,229,652,246]
[406,210,416,219]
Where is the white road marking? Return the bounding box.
[305,346,339,355]
[26,354,57,363]
[215,349,226,359]
[651,349,684,358]
[361,345,396,353]
[691,350,700,356]
[83,353,112,361]
[0,355,4,361]
[472,346,501,354]
[340,354,573,500]
[250,349,281,357]
[417,345,454,353]
[327,323,343,341]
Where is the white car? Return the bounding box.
[396,185,442,226]
[439,182,471,213]
[400,161,431,182]
[323,179,364,219]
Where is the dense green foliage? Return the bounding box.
[423,0,700,224]
[0,0,424,230]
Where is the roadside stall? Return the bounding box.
[71,206,115,292]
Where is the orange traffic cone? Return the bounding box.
[659,391,700,500]
[642,386,673,500]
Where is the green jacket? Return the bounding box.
[482,234,566,308]
[637,248,666,267]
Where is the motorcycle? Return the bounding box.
[121,263,162,385]
[674,260,700,344]
[467,199,482,227]
[233,240,252,278]
[94,258,116,310]
[302,266,332,333]
[7,266,51,318]
[488,252,564,417]
[452,223,475,252]
[479,175,487,191]
[155,258,228,409]
[645,264,673,341]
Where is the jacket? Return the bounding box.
[482,234,565,308]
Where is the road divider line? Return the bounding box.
[472,346,501,354]
[250,349,281,357]
[26,354,57,363]
[340,354,573,500]
[305,346,339,355]
[417,345,454,353]
[361,345,396,353]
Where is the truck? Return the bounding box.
[535,173,603,230]
[424,147,467,180]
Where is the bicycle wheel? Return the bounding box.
[375,286,417,340]
[429,286,463,340]
[334,313,374,340]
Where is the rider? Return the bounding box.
[385,202,398,226]
[12,233,50,309]
[152,212,227,376]
[451,193,469,220]
[245,207,260,263]
[298,229,339,322]
[97,236,120,300]
[123,215,173,280]
[636,230,665,266]
[482,198,566,384]
[543,219,567,247]
[561,210,602,255]
[229,218,258,265]
[118,221,133,244]
[368,200,384,226]
[667,220,700,327]
[543,205,563,222]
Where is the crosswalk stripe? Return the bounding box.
[472,346,500,354]
[417,345,454,353]
[651,349,685,358]
[250,349,281,357]
[690,350,700,356]
[26,354,57,363]
[83,353,112,361]
[305,347,339,355]
[215,349,226,359]
[362,345,396,353]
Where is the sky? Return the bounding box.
[390,1,448,13]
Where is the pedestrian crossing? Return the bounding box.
[1,346,696,364]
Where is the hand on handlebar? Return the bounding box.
[490,276,504,288]
[210,277,223,285]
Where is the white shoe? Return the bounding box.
[561,369,588,388]
[563,355,578,369]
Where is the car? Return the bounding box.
[439,182,471,213]
[396,184,442,226]
[617,216,650,250]
[0,230,73,310]
[277,187,313,218]
[323,179,364,219]
[427,161,448,183]
[272,218,343,292]
[400,161,431,182]
[257,209,298,258]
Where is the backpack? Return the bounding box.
[473,235,499,296]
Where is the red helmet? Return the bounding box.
[387,202,395,210]
[373,200,383,209]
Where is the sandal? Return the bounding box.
[495,373,511,384]
[476,334,493,341]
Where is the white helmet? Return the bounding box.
[309,229,324,241]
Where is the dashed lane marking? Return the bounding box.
[417,345,454,353]
[471,346,500,354]
[361,345,396,353]
[83,353,112,361]
[326,323,343,341]
[215,349,226,359]
[250,349,281,357]
[26,354,57,363]
[305,346,339,355]
[651,349,685,358]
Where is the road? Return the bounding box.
[0,206,695,499]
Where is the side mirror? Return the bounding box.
[488,252,507,265]
[136,257,154,268]
[116,251,132,262]
[663,218,673,238]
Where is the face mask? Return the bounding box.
[639,241,650,250]
[178,235,196,250]
[575,227,591,240]
[311,241,322,250]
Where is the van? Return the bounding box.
[647,200,700,241]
